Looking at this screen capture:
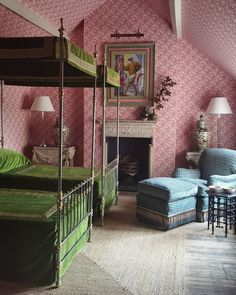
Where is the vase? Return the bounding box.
[54,117,70,147]
[195,114,210,152]
[151,111,157,121]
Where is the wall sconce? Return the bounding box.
[206,96,233,148]
[30,96,55,146]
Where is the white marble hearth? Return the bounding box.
[105,120,157,179]
[105,120,156,138]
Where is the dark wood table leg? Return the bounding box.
[208,195,211,230]
[225,197,228,238]
[212,196,215,235]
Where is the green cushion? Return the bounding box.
[0,148,31,172]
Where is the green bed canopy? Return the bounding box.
[0,36,120,88]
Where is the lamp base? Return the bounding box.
[216,115,221,148]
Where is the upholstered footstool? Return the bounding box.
[136,177,198,230]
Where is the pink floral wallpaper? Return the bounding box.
[83,0,236,175]
[18,0,108,38]
[0,4,48,37]
[0,6,85,165]
[0,0,235,176]
[182,0,236,79]
[0,4,48,158]
[2,85,31,154]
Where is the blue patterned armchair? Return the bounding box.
[174,148,236,221]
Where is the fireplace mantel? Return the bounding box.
[105,120,156,138]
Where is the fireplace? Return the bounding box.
[105,120,156,191]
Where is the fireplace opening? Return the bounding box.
[107,137,152,191]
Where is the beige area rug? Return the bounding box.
[0,254,130,295]
[82,192,185,295]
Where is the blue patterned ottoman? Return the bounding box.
[136,177,198,230]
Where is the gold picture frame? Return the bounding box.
[105,43,155,106]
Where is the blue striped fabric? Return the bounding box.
[209,174,236,187]
[137,177,198,202]
[199,148,236,181]
[173,168,201,179]
[137,193,196,216]
[137,148,236,224]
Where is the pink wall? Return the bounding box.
[18,0,108,35]
[1,0,235,176]
[182,0,236,79]
[0,5,48,158]
[2,85,32,155]
[83,0,236,175]
[0,6,85,165]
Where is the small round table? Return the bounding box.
[207,190,236,237]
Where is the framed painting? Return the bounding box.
[105,43,155,106]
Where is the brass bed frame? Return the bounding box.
[0,19,120,286]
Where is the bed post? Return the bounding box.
[0,80,4,148]
[88,47,97,241]
[56,18,64,288]
[101,55,107,226]
[115,86,120,204]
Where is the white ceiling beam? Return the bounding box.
[0,0,68,38]
[169,0,182,38]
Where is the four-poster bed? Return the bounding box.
[0,21,120,286]
[0,81,3,148]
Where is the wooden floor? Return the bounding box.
[184,222,236,295]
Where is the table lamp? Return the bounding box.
[206,96,233,148]
[31,96,55,146]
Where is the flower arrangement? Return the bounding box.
[153,76,177,110]
[141,76,176,121]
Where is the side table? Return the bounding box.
[186,151,202,168]
[207,190,236,237]
[32,146,76,167]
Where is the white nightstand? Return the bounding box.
[32,146,76,167]
[186,151,202,168]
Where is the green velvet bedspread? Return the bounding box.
[0,165,101,195]
[0,164,117,216]
[0,187,89,285]
[0,189,57,220]
[0,217,89,285]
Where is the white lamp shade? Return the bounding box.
[206,97,233,115]
[30,96,54,112]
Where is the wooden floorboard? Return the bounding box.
[184,222,236,295]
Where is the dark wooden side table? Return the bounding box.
[207,190,236,237]
[186,151,202,168]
